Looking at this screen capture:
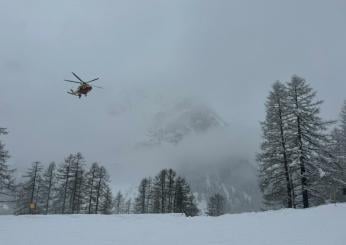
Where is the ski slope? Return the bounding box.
[1,204,345,245]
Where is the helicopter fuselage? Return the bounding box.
[69,84,93,98]
[78,84,92,95]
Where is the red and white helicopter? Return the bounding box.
[64,72,102,98]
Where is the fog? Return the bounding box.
[1,0,346,188]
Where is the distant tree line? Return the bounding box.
[258,75,346,209]
[134,169,199,216]
[15,153,113,215]
[0,131,199,216]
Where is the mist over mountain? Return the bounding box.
[140,99,226,146]
[125,99,262,213]
[179,159,262,214]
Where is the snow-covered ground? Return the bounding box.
[1,204,345,245]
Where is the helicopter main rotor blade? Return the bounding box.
[86,78,99,83]
[72,72,84,83]
[93,85,103,89]
[64,80,82,84]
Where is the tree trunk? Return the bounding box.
[278,99,293,208]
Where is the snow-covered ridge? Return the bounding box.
[1,204,345,245]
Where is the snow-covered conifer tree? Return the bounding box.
[54,154,74,214]
[40,162,56,214]
[166,169,176,212]
[134,177,152,213]
[69,153,85,214]
[207,193,226,216]
[286,75,338,208]
[85,162,99,214]
[94,166,110,214]
[258,81,295,208]
[100,185,113,214]
[173,176,199,216]
[330,100,346,201]
[114,191,125,214]
[0,128,15,203]
[125,199,132,214]
[17,162,43,214]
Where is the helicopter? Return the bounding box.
[64,72,102,98]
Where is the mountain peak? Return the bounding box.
[147,99,226,145]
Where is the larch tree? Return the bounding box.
[125,199,132,214]
[134,177,152,214]
[0,128,15,199]
[55,154,74,214]
[173,176,199,216]
[337,100,346,192]
[155,169,167,213]
[69,153,85,214]
[258,81,295,209]
[85,162,99,214]
[286,75,338,208]
[166,169,176,213]
[40,162,57,214]
[207,193,226,217]
[18,162,43,214]
[134,178,149,214]
[94,166,110,214]
[330,100,346,201]
[114,191,125,214]
[100,185,113,214]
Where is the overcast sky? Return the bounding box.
[1,0,346,186]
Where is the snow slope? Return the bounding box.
[1,204,345,245]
